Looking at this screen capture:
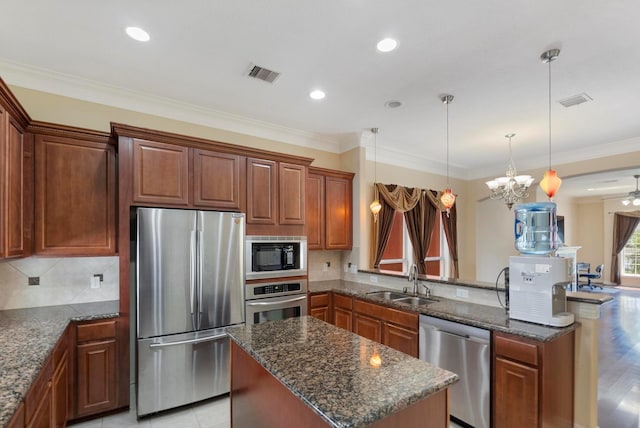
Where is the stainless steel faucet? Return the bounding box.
[408,263,419,295]
[408,263,431,297]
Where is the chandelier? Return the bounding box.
[485,133,534,210]
[622,175,640,206]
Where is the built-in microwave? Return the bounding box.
[245,236,307,280]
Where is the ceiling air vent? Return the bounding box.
[558,93,593,108]
[246,63,280,83]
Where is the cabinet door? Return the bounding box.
[132,139,189,205]
[353,313,382,342]
[325,176,352,250]
[310,307,329,322]
[494,357,539,428]
[333,307,352,331]
[35,135,116,255]
[6,402,25,428]
[306,173,324,250]
[383,322,418,357]
[26,382,52,428]
[193,149,244,210]
[52,350,68,428]
[246,158,277,224]
[76,339,117,418]
[278,162,305,225]
[1,109,30,259]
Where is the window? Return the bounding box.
[379,211,450,275]
[622,224,640,276]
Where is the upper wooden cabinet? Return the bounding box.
[0,78,32,260]
[246,159,307,235]
[33,124,116,256]
[132,138,189,206]
[193,149,244,210]
[306,167,354,250]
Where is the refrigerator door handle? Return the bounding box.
[246,295,307,306]
[198,230,204,326]
[190,230,197,329]
[148,333,228,348]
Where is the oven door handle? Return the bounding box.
[246,295,307,306]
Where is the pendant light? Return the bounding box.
[440,95,455,215]
[369,128,382,221]
[539,49,562,199]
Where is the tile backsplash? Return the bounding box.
[0,256,119,310]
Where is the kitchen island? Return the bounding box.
[227,316,458,428]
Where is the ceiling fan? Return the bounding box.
[622,175,640,206]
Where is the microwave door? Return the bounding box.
[197,211,245,330]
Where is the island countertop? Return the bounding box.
[227,316,458,428]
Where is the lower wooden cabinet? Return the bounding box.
[6,402,25,428]
[493,330,574,428]
[309,292,330,322]
[332,293,353,331]
[74,319,119,418]
[383,321,419,357]
[353,313,382,342]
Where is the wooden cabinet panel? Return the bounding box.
[353,313,382,342]
[310,306,329,322]
[278,162,305,225]
[333,307,352,331]
[26,381,52,428]
[52,349,68,428]
[34,134,116,255]
[193,149,244,210]
[383,322,418,358]
[0,104,31,259]
[76,339,117,417]
[305,172,324,249]
[325,176,352,250]
[494,357,539,428]
[76,320,117,343]
[309,292,330,322]
[246,158,277,225]
[306,167,354,251]
[132,138,189,205]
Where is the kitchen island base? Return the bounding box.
[230,340,450,428]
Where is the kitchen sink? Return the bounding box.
[393,296,439,306]
[366,291,409,300]
[366,291,439,306]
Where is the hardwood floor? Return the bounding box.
[598,287,640,428]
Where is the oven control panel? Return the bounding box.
[254,282,301,295]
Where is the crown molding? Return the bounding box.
[0,58,342,153]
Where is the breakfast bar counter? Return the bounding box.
[227,316,458,428]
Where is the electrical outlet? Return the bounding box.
[344,264,348,272]
[322,262,328,272]
[94,273,104,282]
[370,275,378,283]
[456,288,469,298]
[28,277,40,286]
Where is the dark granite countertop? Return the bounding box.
[0,301,119,427]
[227,316,458,428]
[309,280,577,342]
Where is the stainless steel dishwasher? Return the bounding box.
[419,315,490,428]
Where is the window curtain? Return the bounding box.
[611,211,640,284]
[371,183,458,278]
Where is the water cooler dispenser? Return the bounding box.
[508,202,574,327]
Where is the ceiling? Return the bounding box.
[1,0,640,191]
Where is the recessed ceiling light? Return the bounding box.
[385,100,402,108]
[377,38,398,52]
[126,26,150,42]
[309,90,326,100]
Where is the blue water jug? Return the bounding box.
[514,202,559,255]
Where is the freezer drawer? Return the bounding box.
[137,328,230,416]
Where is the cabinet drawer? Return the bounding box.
[77,320,117,343]
[309,292,329,308]
[353,299,418,330]
[494,332,539,367]
[333,293,352,310]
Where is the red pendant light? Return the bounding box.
[440,94,455,214]
[540,49,562,199]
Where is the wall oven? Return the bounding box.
[246,236,307,280]
[245,278,308,325]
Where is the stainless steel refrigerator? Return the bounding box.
[135,207,245,416]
